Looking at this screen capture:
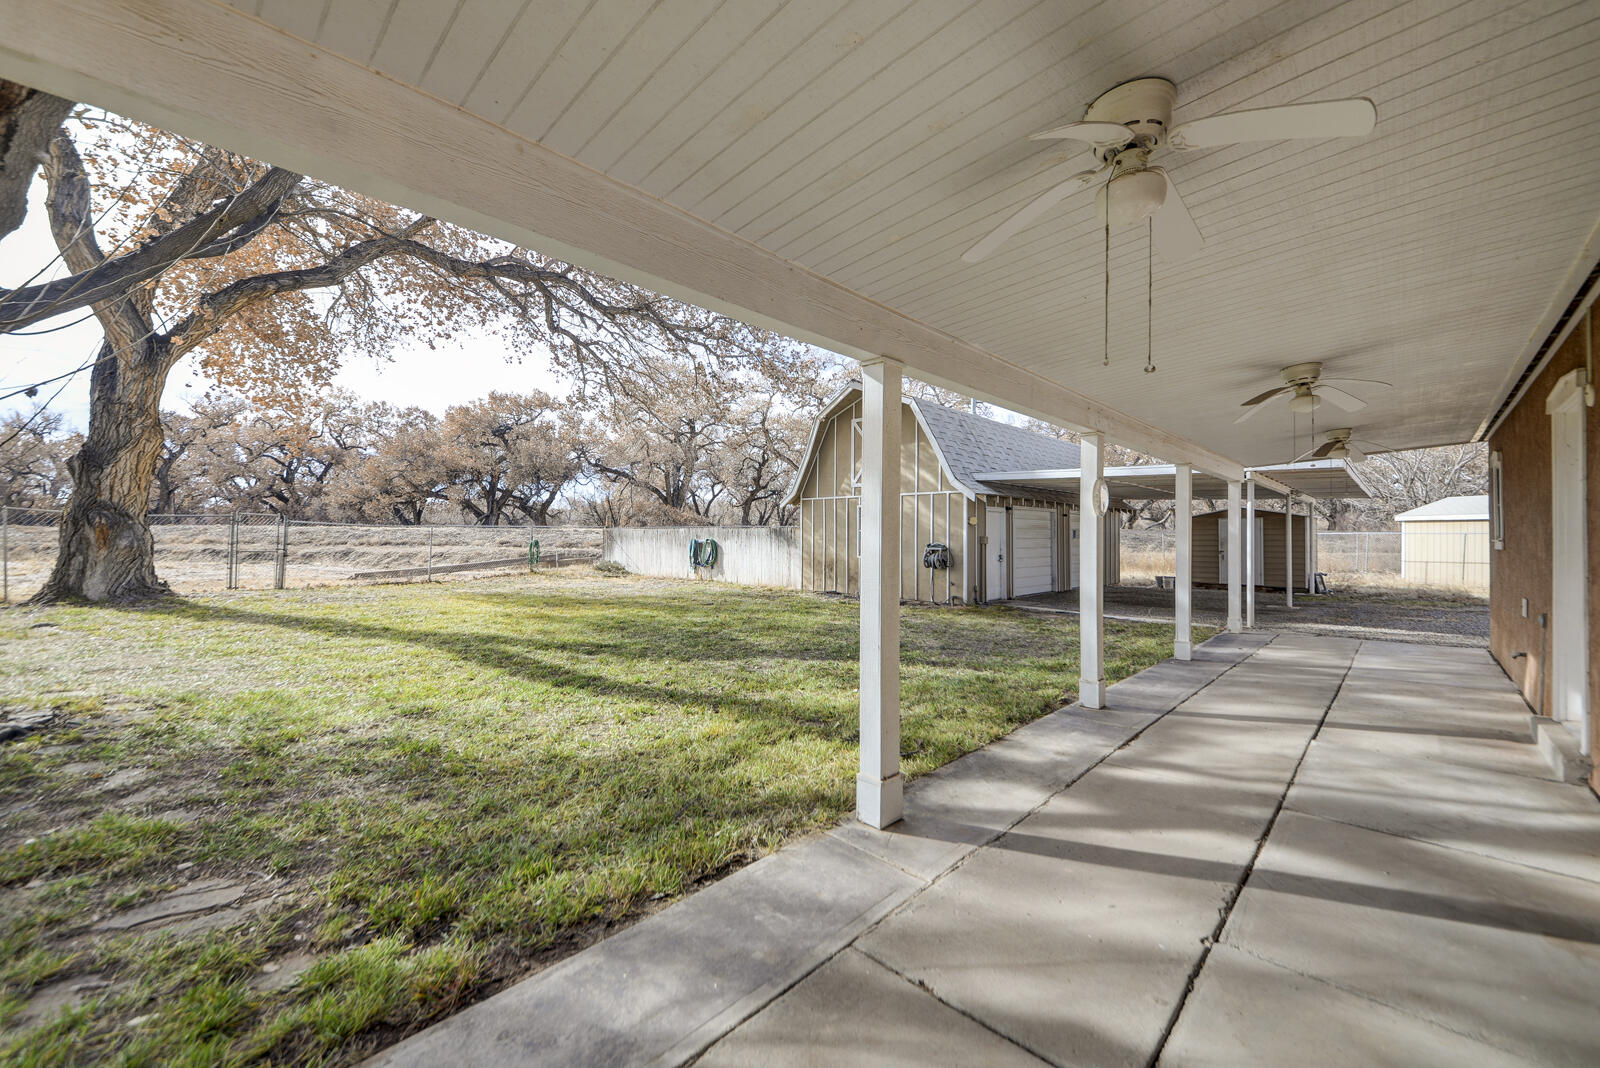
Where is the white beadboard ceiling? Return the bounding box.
[41,2,1600,465]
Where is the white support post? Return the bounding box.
[1080,433,1106,708]
[1305,497,1316,593]
[1226,479,1243,633]
[1285,496,1295,608]
[1244,479,1256,628]
[1174,463,1193,660]
[857,357,904,828]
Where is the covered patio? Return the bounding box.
[2,1,1595,1060]
[374,631,1599,1066]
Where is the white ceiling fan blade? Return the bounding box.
[1290,444,1321,463]
[1318,385,1369,412]
[1352,436,1403,454]
[1241,385,1290,407]
[1168,98,1376,149]
[1028,121,1135,148]
[1344,445,1367,463]
[1150,170,1203,262]
[1234,395,1282,423]
[962,164,1104,264]
[1322,376,1393,389]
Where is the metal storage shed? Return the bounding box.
[1395,495,1490,589]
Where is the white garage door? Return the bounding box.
[1012,508,1056,596]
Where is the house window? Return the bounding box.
[1489,450,1504,550]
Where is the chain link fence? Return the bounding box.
[1,507,605,602]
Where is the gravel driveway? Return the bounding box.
[1015,583,1489,647]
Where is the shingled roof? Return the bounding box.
[787,383,1086,505]
[912,399,1081,499]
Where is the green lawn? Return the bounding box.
[0,571,1205,1064]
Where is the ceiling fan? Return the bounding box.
[1236,362,1391,424]
[1291,427,1400,464]
[962,78,1377,264]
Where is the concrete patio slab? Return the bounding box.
[854,813,1242,1067]
[1156,944,1528,1068]
[829,634,1270,882]
[1288,740,1600,883]
[696,948,1047,1067]
[370,833,920,1067]
[1219,810,1600,1066]
[852,634,1356,1066]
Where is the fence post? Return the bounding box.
[426,527,433,583]
[274,514,288,590]
[2,505,8,604]
[226,513,238,590]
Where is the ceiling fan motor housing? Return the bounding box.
[1083,78,1176,151]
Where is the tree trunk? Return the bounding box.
[31,338,171,602]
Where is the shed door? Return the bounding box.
[1069,511,1080,589]
[1218,515,1265,585]
[1012,507,1057,597]
[985,507,1007,600]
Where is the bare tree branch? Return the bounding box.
[1,161,302,331]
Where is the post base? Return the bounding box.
[1080,677,1106,709]
[856,773,904,829]
[1174,639,1192,661]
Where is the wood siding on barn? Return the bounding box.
[797,399,966,603]
[1191,508,1310,591]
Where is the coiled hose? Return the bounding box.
[689,537,720,570]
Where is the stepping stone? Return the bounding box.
[12,974,113,1030]
[93,879,249,931]
[92,767,152,793]
[251,950,317,992]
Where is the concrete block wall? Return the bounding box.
[603,526,801,588]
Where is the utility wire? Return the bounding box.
[0,180,290,405]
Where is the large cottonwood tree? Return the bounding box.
[0,88,800,601]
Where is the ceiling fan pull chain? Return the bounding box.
[1144,216,1156,374]
[1103,215,1111,367]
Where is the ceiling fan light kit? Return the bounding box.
[1098,168,1167,227]
[1288,389,1322,414]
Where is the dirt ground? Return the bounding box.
[1016,579,1489,647]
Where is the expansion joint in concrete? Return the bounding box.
[852,944,1054,1066]
[1148,639,1359,1065]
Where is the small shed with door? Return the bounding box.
[785,384,1123,604]
[1395,495,1489,589]
[1191,507,1314,591]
